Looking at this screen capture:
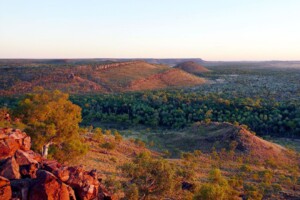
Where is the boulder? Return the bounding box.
[42,159,62,172]
[0,137,19,158]
[0,128,31,158]
[0,157,21,180]
[15,149,39,178]
[64,167,100,200]
[15,149,39,166]
[28,170,76,200]
[26,150,42,162]
[20,163,39,179]
[0,127,113,200]
[0,176,12,200]
[54,166,70,182]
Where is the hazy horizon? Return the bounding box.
[1,0,300,61]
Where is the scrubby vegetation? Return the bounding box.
[0,61,300,199]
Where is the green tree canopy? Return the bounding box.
[17,88,87,160]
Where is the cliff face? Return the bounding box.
[0,127,112,200]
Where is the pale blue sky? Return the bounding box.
[0,0,299,60]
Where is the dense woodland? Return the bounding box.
[69,91,300,137]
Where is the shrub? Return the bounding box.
[114,132,123,143]
[134,138,145,148]
[101,142,116,150]
[92,128,104,142]
[194,168,237,200]
[120,152,176,199]
[125,184,139,200]
[240,164,252,173]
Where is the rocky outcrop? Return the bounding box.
[0,156,21,180]
[29,170,76,200]
[0,128,31,158]
[0,176,12,200]
[0,127,112,200]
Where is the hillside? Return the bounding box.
[148,122,297,163]
[174,61,210,74]
[126,68,206,91]
[71,123,300,199]
[0,60,206,95]
[1,123,299,199]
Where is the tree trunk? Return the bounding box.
[42,143,51,159]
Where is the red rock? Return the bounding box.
[42,159,62,172]
[20,163,39,179]
[26,150,42,162]
[0,176,12,200]
[54,166,70,182]
[21,135,31,151]
[15,149,39,166]
[0,128,31,159]
[98,184,113,200]
[29,170,76,200]
[64,167,100,200]
[0,137,19,158]
[0,157,20,180]
[14,149,40,178]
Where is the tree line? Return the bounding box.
[70,90,300,137]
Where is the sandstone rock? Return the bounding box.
[0,127,113,200]
[42,159,62,172]
[0,137,19,158]
[29,170,76,200]
[15,149,39,166]
[0,157,21,180]
[0,128,31,158]
[15,149,40,178]
[20,163,39,179]
[26,149,42,162]
[0,176,12,200]
[54,166,70,182]
[64,167,100,200]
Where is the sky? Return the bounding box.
[0,0,299,61]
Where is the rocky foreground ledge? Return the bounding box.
[0,127,112,200]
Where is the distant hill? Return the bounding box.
[0,58,204,67]
[174,61,210,74]
[156,122,297,163]
[127,68,206,91]
[0,60,206,95]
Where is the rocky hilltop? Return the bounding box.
[0,127,112,200]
